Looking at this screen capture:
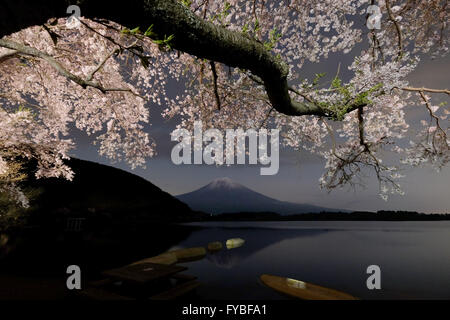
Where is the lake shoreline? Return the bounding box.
[200,211,450,221]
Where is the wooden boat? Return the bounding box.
[129,252,178,266]
[129,247,207,266]
[260,274,358,300]
[168,247,207,262]
[207,241,223,252]
[226,238,245,249]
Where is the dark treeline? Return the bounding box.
[205,211,450,221]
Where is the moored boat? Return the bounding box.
[260,274,358,300]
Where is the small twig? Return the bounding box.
[202,0,209,19]
[0,38,145,99]
[193,0,208,13]
[401,87,450,95]
[385,0,404,59]
[258,106,274,130]
[86,48,120,81]
[321,118,337,157]
[334,62,341,81]
[79,20,149,61]
[419,91,447,147]
[287,86,315,104]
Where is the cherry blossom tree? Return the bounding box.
[0,0,448,207]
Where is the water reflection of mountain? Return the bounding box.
[181,227,330,269]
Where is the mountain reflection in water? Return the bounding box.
[205,229,325,269]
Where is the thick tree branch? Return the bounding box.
[6,0,440,120]
[0,49,18,62]
[209,61,221,110]
[0,0,368,117]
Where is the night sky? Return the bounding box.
[72,38,450,214]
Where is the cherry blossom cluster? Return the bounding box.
[0,0,448,205]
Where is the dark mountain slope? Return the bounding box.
[24,158,204,223]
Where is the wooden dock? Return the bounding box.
[78,262,200,300]
[102,262,188,284]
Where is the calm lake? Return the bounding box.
[172,221,450,300]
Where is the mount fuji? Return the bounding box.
[175,177,343,215]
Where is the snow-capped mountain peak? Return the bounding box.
[204,177,244,190]
[176,177,342,214]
